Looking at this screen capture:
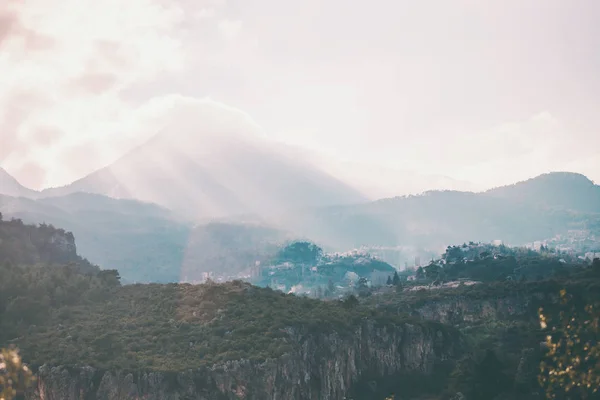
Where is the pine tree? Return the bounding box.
[386,276,393,286]
[392,271,400,286]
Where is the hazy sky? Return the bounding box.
[1,0,599,191]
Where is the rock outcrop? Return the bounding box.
[27,322,460,400]
[414,295,531,325]
[0,217,88,268]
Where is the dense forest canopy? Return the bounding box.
[2,213,600,399]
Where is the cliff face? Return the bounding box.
[412,290,558,326]
[27,322,459,400]
[415,296,530,325]
[0,218,84,267]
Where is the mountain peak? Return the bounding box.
[485,171,600,213]
[524,171,593,185]
[0,167,38,198]
[39,131,366,219]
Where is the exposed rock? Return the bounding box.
[414,296,530,325]
[27,322,460,400]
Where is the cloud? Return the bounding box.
[391,111,600,187]
[0,0,235,190]
[1,0,598,193]
[218,19,243,40]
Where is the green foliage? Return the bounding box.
[416,267,425,280]
[255,246,395,295]
[448,349,511,399]
[1,265,428,372]
[538,290,600,399]
[0,262,121,341]
[274,241,323,265]
[392,271,400,286]
[0,218,95,272]
[0,346,34,400]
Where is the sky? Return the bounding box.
[1,0,599,192]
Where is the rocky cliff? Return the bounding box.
[27,322,459,400]
[0,217,88,268]
[414,295,532,325]
[398,284,568,326]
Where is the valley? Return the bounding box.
[2,4,598,398]
[1,199,599,399]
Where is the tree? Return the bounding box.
[0,347,34,400]
[98,269,121,286]
[392,271,400,286]
[276,241,323,264]
[357,277,370,297]
[416,266,425,280]
[424,263,442,281]
[342,294,359,309]
[538,290,600,399]
[449,349,510,399]
[386,276,393,286]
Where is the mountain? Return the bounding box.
[0,193,299,283]
[485,172,600,213]
[0,213,98,273]
[3,171,598,282]
[179,222,294,282]
[0,193,190,282]
[310,158,483,199]
[0,167,37,198]
[40,130,366,219]
[274,172,600,253]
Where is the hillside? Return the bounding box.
[2,218,600,399]
[39,130,366,219]
[0,193,190,282]
[1,258,457,400]
[0,167,37,198]
[0,195,302,283]
[181,222,295,281]
[0,213,97,273]
[251,241,397,296]
[275,172,600,252]
[2,172,599,283]
[485,172,600,213]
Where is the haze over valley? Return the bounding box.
[1,0,600,399]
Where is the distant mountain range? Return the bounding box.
[0,167,37,198]
[0,187,296,282]
[272,172,600,251]
[485,172,600,213]
[35,131,366,219]
[2,160,599,283]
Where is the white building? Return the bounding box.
[584,252,600,261]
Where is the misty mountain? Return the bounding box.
[40,130,366,219]
[312,159,483,199]
[2,171,598,283]
[0,192,295,283]
[274,172,600,251]
[180,222,294,281]
[485,172,600,213]
[0,193,189,282]
[0,167,37,198]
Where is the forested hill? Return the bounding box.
[0,212,98,273]
[276,172,600,250]
[485,172,600,213]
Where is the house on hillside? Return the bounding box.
[585,252,600,261]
